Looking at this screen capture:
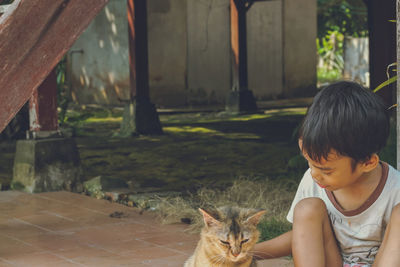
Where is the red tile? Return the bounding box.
[0,192,296,267]
[2,251,65,266]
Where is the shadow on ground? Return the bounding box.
[78,108,308,192]
[0,107,310,192]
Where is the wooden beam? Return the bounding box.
[231,0,248,91]
[0,0,109,133]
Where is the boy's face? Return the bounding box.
[298,140,376,192]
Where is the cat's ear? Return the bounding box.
[246,209,266,226]
[199,208,221,227]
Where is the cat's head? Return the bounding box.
[199,206,266,263]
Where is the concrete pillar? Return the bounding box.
[120,0,162,136]
[12,70,82,193]
[225,0,257,113]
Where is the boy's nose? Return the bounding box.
[310,168,322,180]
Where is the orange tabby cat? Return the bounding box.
[184,206,266,267]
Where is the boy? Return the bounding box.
[253,81,400,266]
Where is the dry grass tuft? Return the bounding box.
[156,177,297,234]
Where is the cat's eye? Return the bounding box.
[220,240,230,246]
[241,239,249,243]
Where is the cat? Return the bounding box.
[184,206,266,267]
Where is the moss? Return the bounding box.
[74,108,304,192]
[10,181,25,191]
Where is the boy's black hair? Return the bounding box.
[299,81,390,164]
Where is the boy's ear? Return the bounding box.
[199,208,221,227]
[298,139,303,150]
[360,153,379,172]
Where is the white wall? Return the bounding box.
[247,0,283,100]
[69,0,130,105]
[283,0,317,97]
[69,0,317,107]
[186,0,231,105]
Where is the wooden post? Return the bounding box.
[127,0,149,100]
[121,0,162,136]
[226,0,258,113]
[231,0,248,92]
[367,0,396,105]
[28,69,60,139]
[397,0,400,169]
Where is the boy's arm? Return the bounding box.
[252,230,292,260]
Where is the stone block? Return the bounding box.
[11,138,81,193]
[83,175,128,198]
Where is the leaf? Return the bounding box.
[386,63,397,79]
[373,76,397,93]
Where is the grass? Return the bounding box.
[156,178,297,241]
[61,106,307,192]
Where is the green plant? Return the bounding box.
[316,0,368,85]
[318,0,368,39]
[317,30,344,72]
[373,63,397,93]
[56,57,71,125]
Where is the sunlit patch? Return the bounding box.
[71,91,77,102]
[108,72,115,83]
[229,114,273,121]
[111,23,118,35]
[114,85,121,95]
[84,117,122,123]
[164,126,261,140]
[110,37,120,53]
[99,39,104,48]
[104,7,115,21]
[265,108,307,116]
[164,126,219,134]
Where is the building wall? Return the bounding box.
[283,0,317,97]
[69,0,130,105]
[247,0,283,100]
[69,0,316,107]
[186,0,231,105]
[147,0,187,107]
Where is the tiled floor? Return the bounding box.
[0,191,293,266]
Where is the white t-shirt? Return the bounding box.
[287,162,400,265]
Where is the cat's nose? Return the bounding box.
[231,251,240,257]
